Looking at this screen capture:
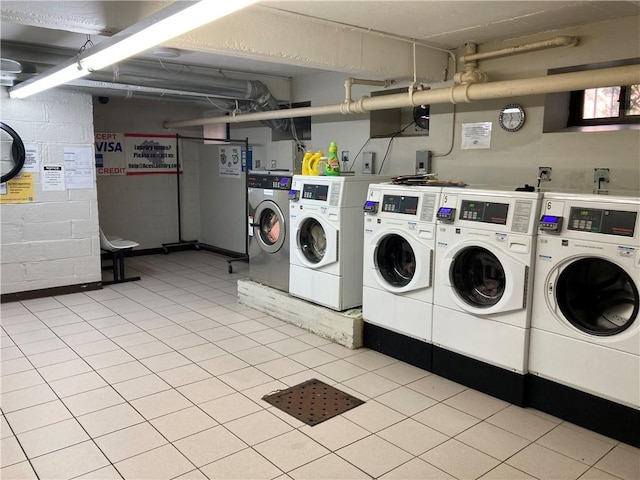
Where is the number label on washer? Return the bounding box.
[544,200,564,216]
[442,194,456,206]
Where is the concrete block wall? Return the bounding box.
[0,88,101,295]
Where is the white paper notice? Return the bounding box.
[42,165,66,191]
[219,146,242,178]
[64,146,94,189]
[23,144,40,172]
[461,122,492,150]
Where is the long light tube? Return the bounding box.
[8,0,258,99]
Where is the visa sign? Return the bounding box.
[95,141,123,152]
[95,133,126,175]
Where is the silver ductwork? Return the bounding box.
[85,62,289,132]
[1,42,290,132]
[0,56,37,86]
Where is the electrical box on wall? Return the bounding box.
[363,152,375,174]
[416,150,432,174]
[370,87,430,138]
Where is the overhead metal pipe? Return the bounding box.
[344,78,392,102]
[164,64,640,129]
[460,36,579,63]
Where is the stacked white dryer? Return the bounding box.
[361,183,441,370]
[432,187,543,405]
[528,192,639,447]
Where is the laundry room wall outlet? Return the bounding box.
[363,152,375,174]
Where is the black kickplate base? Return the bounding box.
[262,378,365,426]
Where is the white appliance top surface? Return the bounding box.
[249,170,293,176]
[293,174,392,183]
[441,187,543,200]
[542,192,640,205]
[368,183,443,193]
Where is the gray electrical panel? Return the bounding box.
[363,152,375,174]
[416,150,432,174]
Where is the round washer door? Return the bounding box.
[298,217,327,264]
[451,246,505,308]
[556,258,639,336]
[376,233,416,287]
[254,200,286,254]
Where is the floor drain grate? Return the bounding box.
[262,378,365,426]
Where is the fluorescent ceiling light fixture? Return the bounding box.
[8,0,258,99]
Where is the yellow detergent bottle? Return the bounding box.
[325,141,340,176]
[308,151,324,176]
[301,150,314,175]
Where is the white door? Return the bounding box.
[294,215,338,269]
[549,257,638,336]
[370,230,432,294]
[441,243,528,315]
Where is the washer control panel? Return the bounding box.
[459,200,509,225]
[539,215,563,233]
[568,207,636,237]
[381,194,419,215]
[363,200,379,214]
[437,206,456,223]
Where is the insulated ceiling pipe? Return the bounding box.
[459,36,579,63]
[456,37,579,85]
[344,78,393,102]
[2,42,289,132]
[163,64,640,128]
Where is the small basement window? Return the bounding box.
[568,84,640,126]
[543,58,640,132]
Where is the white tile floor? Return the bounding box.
[1,251,638,480]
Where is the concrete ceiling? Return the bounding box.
[2,1,639,78]
[1,0,639,106]
[264,0,640,49]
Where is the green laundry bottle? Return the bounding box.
[325,141,340,176]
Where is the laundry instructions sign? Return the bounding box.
[95,133,180,175]
[219,146,242,178]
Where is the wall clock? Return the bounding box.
[498,104,525,132]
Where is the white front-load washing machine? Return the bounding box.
[363,183,441,339]
[289,175,388,311]
[362,183,441,370]
[432,187,542,405]
[528,192,639,446]
[247,171,293,292]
